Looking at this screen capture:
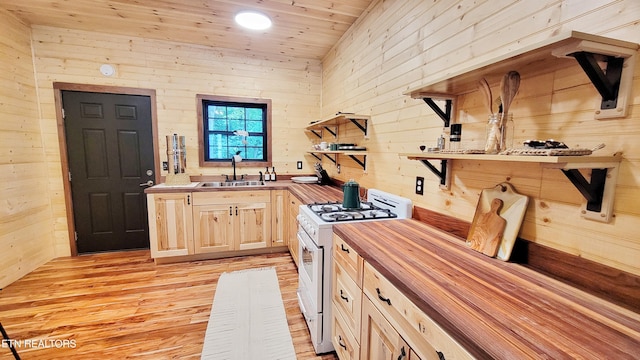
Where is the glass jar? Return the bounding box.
[484,113,513,154]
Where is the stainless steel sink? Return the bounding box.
[198,180,264,187]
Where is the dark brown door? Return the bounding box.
[63,91,155,253]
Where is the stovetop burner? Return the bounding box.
[308,201,397,222]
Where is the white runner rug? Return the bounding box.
[201,267,297,360]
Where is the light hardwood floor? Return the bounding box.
[0,250,338,360]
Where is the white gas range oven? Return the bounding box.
[296,188,412,354]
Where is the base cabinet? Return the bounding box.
[148,190,275,259]
[193,191,271,252]
[288,194,303,267]
[332,235,472,360]
[147,193,194,258]
[271,190,288,247]
[360,296,410,360]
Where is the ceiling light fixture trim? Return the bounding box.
[235,11,272,30]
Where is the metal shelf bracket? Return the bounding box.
[559,163,619,223]
[347,154,367,171]
[419,159,451,190]
[552,40,637,120]
[348,118,368,138]
[309,129,322,139]
[422,98,452,127]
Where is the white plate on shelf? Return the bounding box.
[291,176,319,184]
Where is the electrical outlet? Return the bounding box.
[162,161,168,171]
[415,176,424,195]
[337,164,341,174]
[297,161,302,170]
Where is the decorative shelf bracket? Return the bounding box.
[348,118,368,137]
[422,98,452,127]
[558,162,619,222]
[419,159,451,190]
[347,154,367,171]
[323,153,337,164]
[570,52,624,110]
[540,156,621,223]
[552,38,637,120]
[309,129,322,139]
[324,126,337,138]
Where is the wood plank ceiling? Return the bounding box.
[1,0,376,60]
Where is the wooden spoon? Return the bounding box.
[478,78,493,114]
[500,71,520,126]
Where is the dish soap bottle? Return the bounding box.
[264,167,271,181]
[271,167,277,181]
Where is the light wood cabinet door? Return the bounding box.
[193,204,234,253]
[147,193,193,258]
[287,193,302,267]
[360,296,410,360]
[235,201,270,250]
[270,189,288,247]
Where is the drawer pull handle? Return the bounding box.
[229,206,232,216]
[339,290,349,302]
[338,335,347,350]
[376,288,391,305]
[397,346,407,360]
[437,350,446,360]
[340,244,350,253]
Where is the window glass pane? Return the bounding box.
[229,119,245,132]
[246,136,262,147]
[246,108,263,120]
[246,120,263,132]
[211,105,227,118]
[227,107,245,120]
[210,118,228,131]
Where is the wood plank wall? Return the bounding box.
[23,25,322,261]
[320,0,640,276]
[0,10,56,289]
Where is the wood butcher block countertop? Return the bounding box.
[333,220,640,359]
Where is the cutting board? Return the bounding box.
[466,183,529,261]
[467,198,506,257]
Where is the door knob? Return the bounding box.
[139,180,154,187]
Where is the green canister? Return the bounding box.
[342,179,361,209]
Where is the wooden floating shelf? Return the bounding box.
[403,31,638,99]
[307,150,368,170]
[400,152,622,167]
[305,113,370,137]
[400,152,622,223]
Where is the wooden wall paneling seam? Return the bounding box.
[52,83,159,256]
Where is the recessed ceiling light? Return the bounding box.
[235,11,272,30]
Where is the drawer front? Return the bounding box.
[363,262,474,360]
[331,301,360,360]
[333,234,363,287]
[332,261,362,336]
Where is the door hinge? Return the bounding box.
[68,171,72,182]
[74,231,78,242]
[62,108,66,119]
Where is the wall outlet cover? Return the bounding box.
[297,161,303,169]
[416,176,424,195]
